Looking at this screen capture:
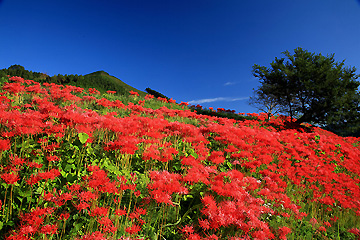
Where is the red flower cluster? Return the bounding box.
[0,76,359,239]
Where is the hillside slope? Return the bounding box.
[0,76,359,239]
[83,70,147,96]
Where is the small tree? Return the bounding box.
[248,86,281,119]
[251,47,360,132]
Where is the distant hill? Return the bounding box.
[82,70,147,96]
[0,65,146,96]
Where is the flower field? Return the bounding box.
[0,76,359,239]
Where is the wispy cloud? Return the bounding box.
[188,96,249,105]
[224,81,236,86]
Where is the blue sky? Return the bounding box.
[1,0,360,114]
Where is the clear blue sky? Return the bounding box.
[1,0,360,114]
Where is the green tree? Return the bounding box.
[251,47,360,132]
[145,87,170,100]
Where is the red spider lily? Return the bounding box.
[114,208,127,216]
[318,226,326,232]
[67,183,82,193]
[46,155,60,162]
[183,164,217,185]
[148,170,188,206]
[59,212,70,221]
[157,97,168,103]
[74,202,90,211]
[198,219,210,230]
[2,82,25,94]
[98,216,117,233]
[37,168,61,180]
[129,90,139,96]
[88,88,100,95]
[348,228,360,237]
[125,224,142,235]
[27,161,43,169]
[179,102,189,106]
[208,151,225,165]
[40,224,58,235]
[278,226,291,240]
[0,139,10,151]
[1,172,20,184]
[309,218,318,227]
[85,167,120,194]
[26,174,42,186]
[181,225,194,234]
[144,94,154,100]
[9,76,25,83]
[90,207,109,217]
[10,155,26,166]
[128,207,146,220]
[78,190,98,202]
[104,136,140,155]
[43,191,55,202]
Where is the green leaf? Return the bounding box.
[65,164,76,171]
[226,161,233,169]
[78,133,89,144]
[5,220,14,227]
[86,147,94,155]
[66,173,77,183]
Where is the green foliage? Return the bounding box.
[0,64,46,80]
[189,105,254,121]
[251,47,360,135]
[145,87,170,100]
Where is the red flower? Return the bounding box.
[208,151,225,165]
[348,228,360,236]
[26,175,41,186]
[38,169,60,180]
[74,202,90,211]
[125,224,141,235]
[114,208,127,216]
[98,216,116,233]
[40,224,58,235]
[199,219,210,230]
[10,155,26,166]
[90,207,109,217]
[1,172,20,184]
[278,226,291,240]
[0,139,10,151]
[181,225,194,234]
[79,191,97,202]
[46,155,60,162]
[129,90,139,96]
[318,226,326,232]
[59,212,70,221]
[88,88,100,95]
[309,218,318,227]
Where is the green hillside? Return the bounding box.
[82,71,147,97]
[0,65,146,97]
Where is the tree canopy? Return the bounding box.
[250,47,360,135]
